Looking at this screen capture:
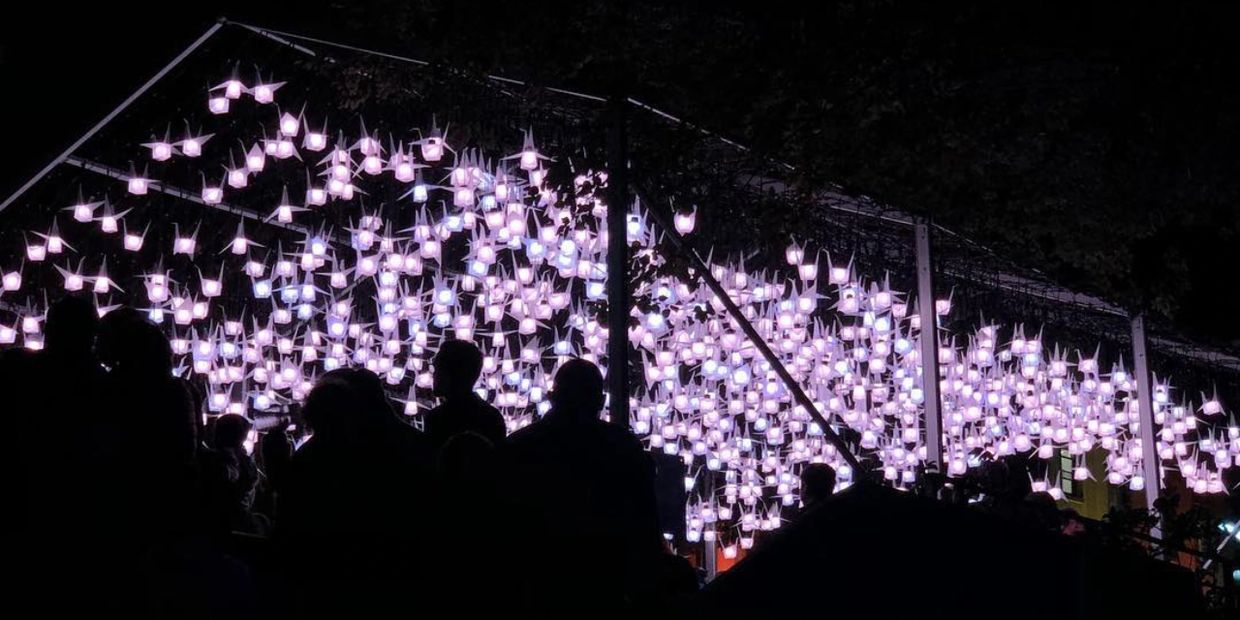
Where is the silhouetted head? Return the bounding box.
[302,374,355,440]
[44,296,97,359]
[304,367,397,440]
[113,320,173,377]
[432,339,483,399]
[339,367,397,428]
[213,413,253,451]
[97,306,145,369]
[800,463,838,507]
[549,358,606,422]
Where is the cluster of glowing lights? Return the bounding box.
[1,70,1236,550]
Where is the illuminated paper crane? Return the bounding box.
[176,123,213,158]
[502,129,553,172]
[267,187,308,224]
[122,221,148,252]
[126,164,152,195]
[414,118,452,163]
[142,128,179,162]
[225,221,263,255]
[250,71,285,104]
[62,189,105,224]
[95,201,131,234]
[172,222,200,256]
[55,259,87,292]
[91,258,123,294]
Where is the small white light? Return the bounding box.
[279,113,300,136]
[209,96,229,114]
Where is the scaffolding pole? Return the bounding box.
[607,95,632,428]
[915,220,944,477]
[1130,314,1162,512]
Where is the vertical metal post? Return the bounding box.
[606,95,631,428]
[704,534,718,581]
[1130,314,1161,512]
[915,220,943,476]
[703,473,718,581]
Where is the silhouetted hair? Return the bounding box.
[213,413,253,450]
[302,374,355,438]
[550,358,606,420]
[801,463,837,506]
[434,339,484,388]
[44,296,97,355]
[114,320,173,376]
[97,306,145,368]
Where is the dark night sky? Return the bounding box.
[3,2,1238,350]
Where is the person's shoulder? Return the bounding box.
[599,422,644,447]
[504,419,551,447]
[477,397,502,415]
[417,404,447,433]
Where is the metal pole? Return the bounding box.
[915,220,944,476]
[1130,314,1162,512]
[0,21,224,215]
[636,188,865,475]
[606,95,632,429]
[63,156,317,237]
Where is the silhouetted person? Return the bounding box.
[201,414,260,534]
[640,539,700,613]
[426,431,503,609]
[22,297,105,519]
[257,418,294,516]
[777,463,838,528]
[277,368,430,617]
[1019,491,1064,533]
[501,358,662,612]
[422,339,506,452]
[104,320,199,528]
[7,297,108,611]
[801,463,838,510]
[1060,508,1088,537]
[96,305,144,370]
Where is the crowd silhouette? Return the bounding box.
[4,295,1174,618]
[0,296,700,617]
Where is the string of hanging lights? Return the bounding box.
[0,23,1236,553]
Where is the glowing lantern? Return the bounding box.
[209,96,229,114]
[202,183,223,205]
[127,172,150,195]
[674,208,697,235]
[178,132,210,158]
[228,167,248,189]
[246,145,265,172]
[144,140,175,162]
[173,224,198,256]
[279,112,300,137]
[306,186,327,206]
[252,81,284,104]
[123,224,145,252]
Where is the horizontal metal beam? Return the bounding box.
[63,156,317,237]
